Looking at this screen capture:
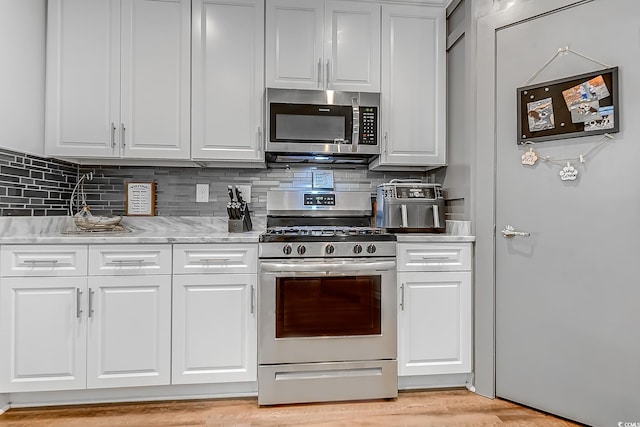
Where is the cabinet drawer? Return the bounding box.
[397,243,471,272]
[1,245,87,277]
[173,244,257,274]
[89,245,171,275]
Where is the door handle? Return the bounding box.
[501,225,531,238]
[88,288,95,318]
[76,288,83,318]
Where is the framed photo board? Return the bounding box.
[517,67,619,145]
[126,181,156,216]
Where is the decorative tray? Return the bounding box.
[73,215,123,232]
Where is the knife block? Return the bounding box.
[228,219,248,233]
[228,209,252,233]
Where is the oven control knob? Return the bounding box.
[353,244,363,254]
[283,244,292,255]
[325,244,335,255]
[367,244,377,254]
[297,245,306,255]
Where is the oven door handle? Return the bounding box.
[260,260,395,273]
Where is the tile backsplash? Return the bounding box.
[79,164,428,217]
[0,147,430,217]
[0,148,77,216]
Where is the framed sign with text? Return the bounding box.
[126,181,156,216]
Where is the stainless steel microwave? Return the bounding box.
[265,89,380,161]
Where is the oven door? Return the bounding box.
[258,258,396,365]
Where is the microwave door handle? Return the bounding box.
[401,204,408,228]
[352,98,359,153]
[433,204,441,228]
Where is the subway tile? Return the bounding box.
[2,208,32,216]
[1,165,30,177]
[23,189,48,198]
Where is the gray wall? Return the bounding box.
[444,0,474,223]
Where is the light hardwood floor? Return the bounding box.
[0,389,582,426]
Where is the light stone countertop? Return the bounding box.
[0,216,474,245]
[0,216,266,245]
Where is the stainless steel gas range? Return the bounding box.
[257,190,398,406]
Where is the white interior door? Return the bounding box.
[494,1,640,426]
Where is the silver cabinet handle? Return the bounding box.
[121,123,126,147]
[326,59,330,86]
[23,259,59,265]
[88,288,94,318]
[400,283,405,311]
[198,258,230,263]
[76,288,82,318]
[421,255,453,260]
[501,225,531,238]
[250,285,255,314]
[317,58,322,88]
[109,259,145,265]
[111,122,116,147]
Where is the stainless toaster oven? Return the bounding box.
[376,181,446,233]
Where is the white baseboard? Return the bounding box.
[5,375,476,410]
[398,373,472,390]
[8,382,257,409]
[0,394,9,415]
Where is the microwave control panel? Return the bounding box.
[359,107,378,145]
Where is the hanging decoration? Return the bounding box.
[521,148,538,166]
[516,46,619,181]
[520,133,614,181]
[559,163,578,181]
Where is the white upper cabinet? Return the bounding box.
[191,0,264,163]
[371,4,446,168]
[45,0,191,160]
[266,0,380,92]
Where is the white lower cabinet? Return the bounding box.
[87,275,171,389]
[0,276,87,392]
[171,244,257,385]
[0,244,172,393]
[397,243,472,377]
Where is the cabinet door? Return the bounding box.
[398,271,471,376]
[120,0,191,159]
[191,0,264,162]
[0,277,87,392]
[377,4,445,166]
[45,0,120,158]
[325,1,380,92]
[172,274,257,384]
[86,275,171,388]
[265,0,323,89]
